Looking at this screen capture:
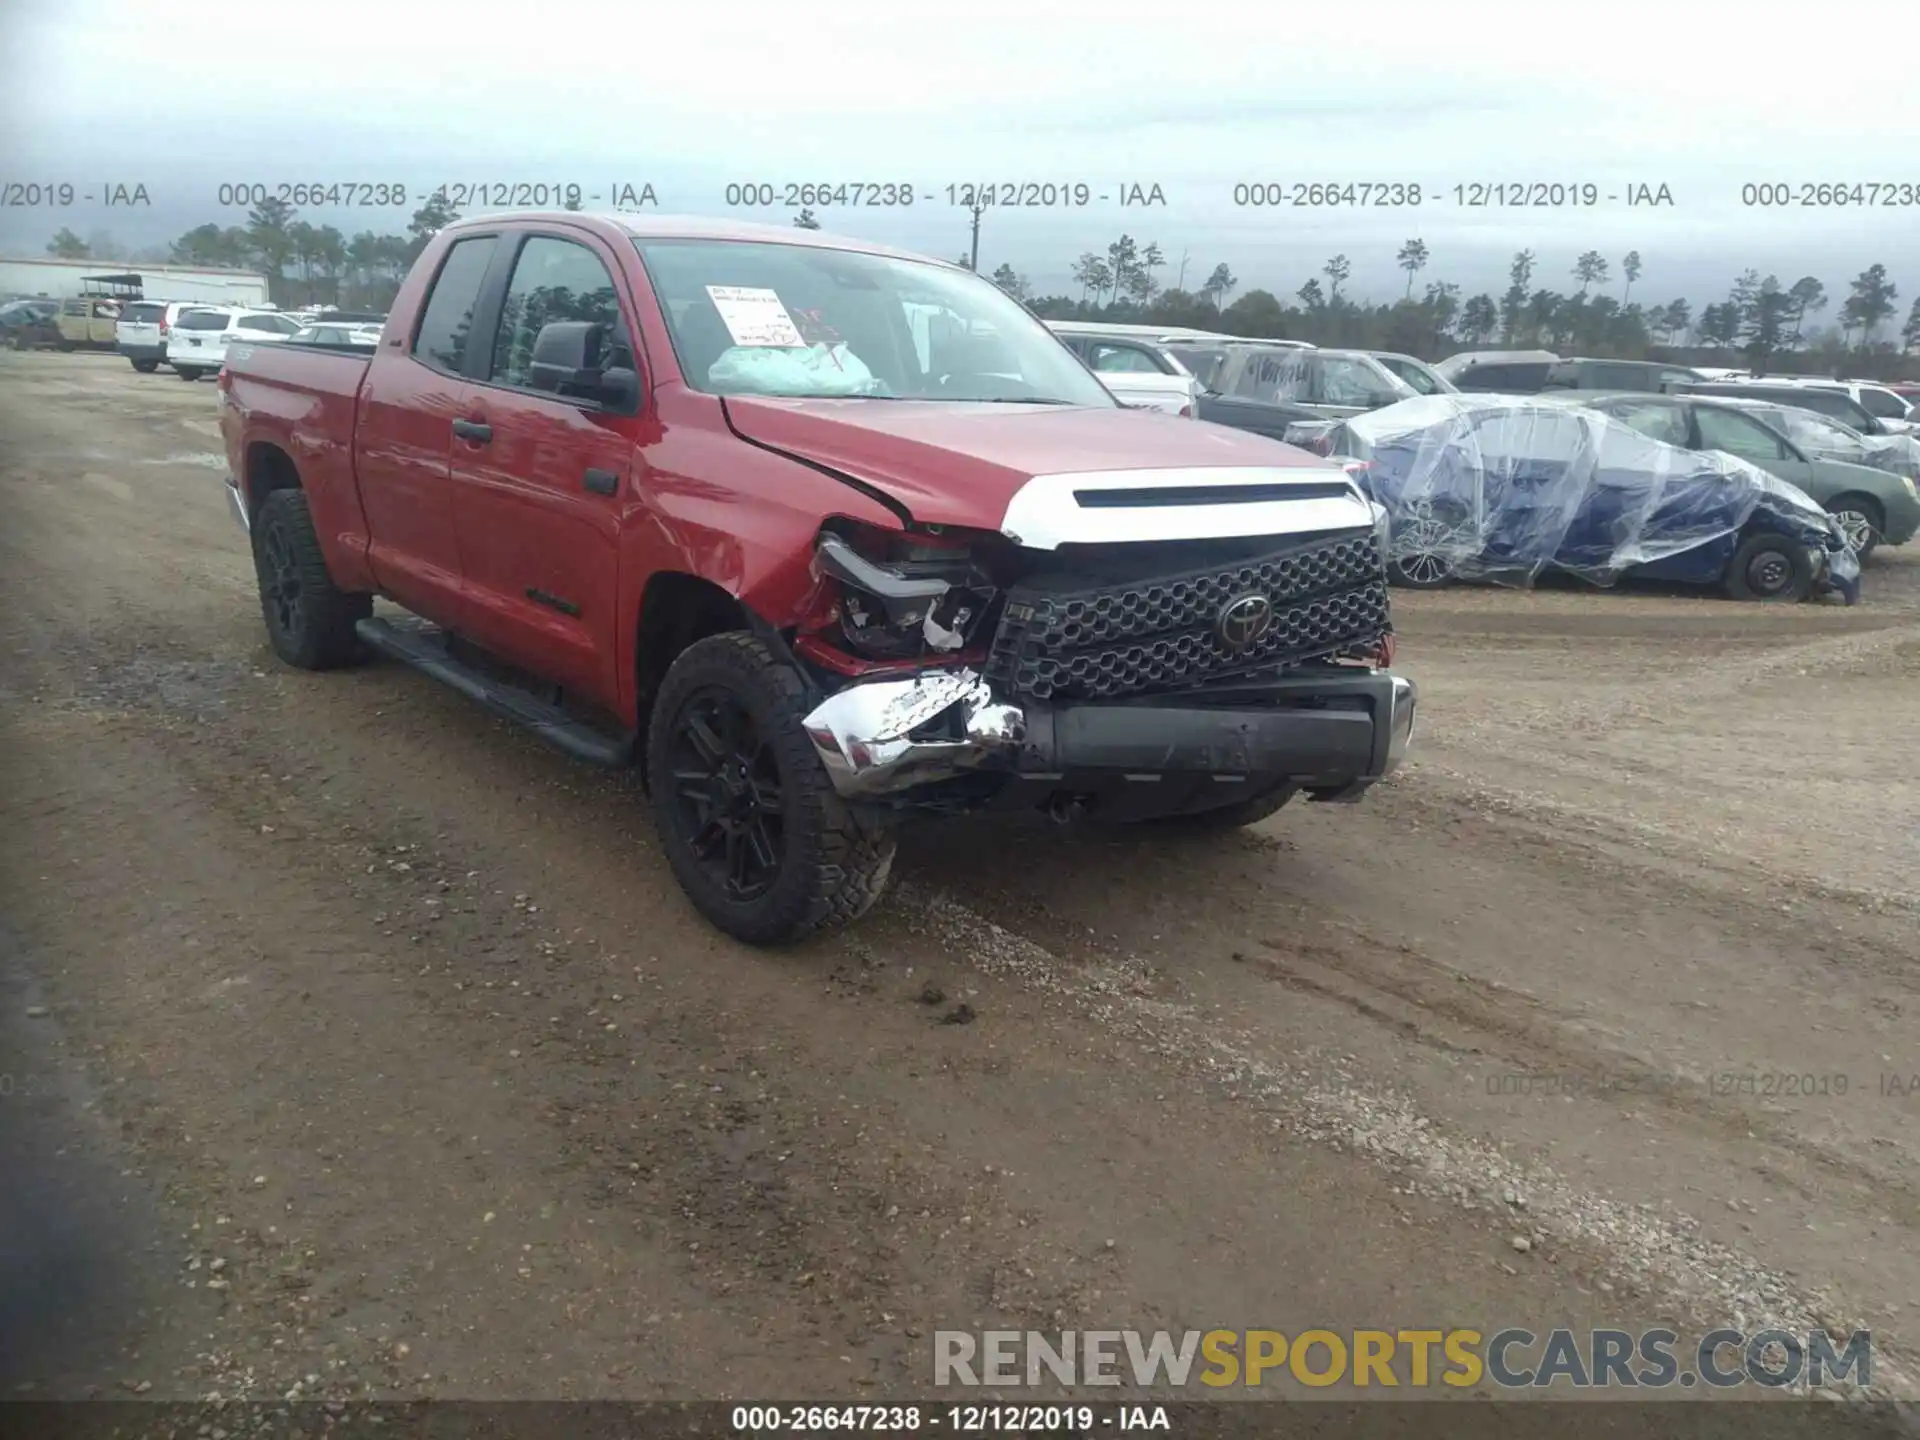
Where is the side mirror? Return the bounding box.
[529,320,638,409]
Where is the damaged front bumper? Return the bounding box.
[802,665,1416,804]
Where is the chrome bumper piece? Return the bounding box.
[802,666,1419,801]
[802,669,1025,800]
[226,475,248,533]
[1383,673,1417,776]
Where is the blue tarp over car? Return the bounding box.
[1322,394,1861,604]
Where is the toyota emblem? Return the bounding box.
[1215,592,1274,650]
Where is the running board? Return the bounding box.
[355,617,635,767]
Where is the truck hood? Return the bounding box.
[722,397,1370,543]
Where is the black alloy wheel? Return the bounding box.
[259,519,307,642]
[645,632,897,944]
[249,488,370,669]
[665,688,787,902]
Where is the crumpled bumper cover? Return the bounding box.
[802,665,1416,802]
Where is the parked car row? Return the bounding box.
[104,301,388,379]
[1428,348,1920,437]
[1045,321,1449,442]
[1434,350,1708,395]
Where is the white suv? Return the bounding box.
[116,301,223,374]
[1789,379,1916,434]
[168,307,302,381]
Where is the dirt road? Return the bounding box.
[2,353,1916,1413]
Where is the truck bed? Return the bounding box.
[224,339,372,393]
[219,340,373,545]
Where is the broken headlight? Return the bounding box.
[812,528,998,661]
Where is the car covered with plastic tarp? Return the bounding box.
[1322,394,1861,604]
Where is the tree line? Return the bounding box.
[40,206,1920,377]
[43,190,474,310]
[976,236,1916,377]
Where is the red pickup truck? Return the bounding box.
[219,213,1415,943]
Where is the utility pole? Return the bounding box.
[1176,249,1189,292]
[967,201,984,272]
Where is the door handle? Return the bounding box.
[583,468,619,496]
[451,418,491,443]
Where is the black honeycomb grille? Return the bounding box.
[986,532,1389,701]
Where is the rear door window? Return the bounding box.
[1087,342,1166,374]
[1379,356,1440,394]
[177,310,233,331]
[123,302,165,325]
[1230,349,1314,402]
[1856,387,1910,419]
[1319,355,1403,407]
[412,235,500,374]
[1783,387,1874,427]
[1457,362,1551,393]
[1694,405,1792,464]
[1605,399,1689,447]
[1586,362,1655,390]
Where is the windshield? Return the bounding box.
[1164,344,1230,391]
[1227,347,1312,402]
[633,239,1115,406]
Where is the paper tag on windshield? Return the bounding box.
[705,285,804,348]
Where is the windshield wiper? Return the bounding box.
[731,391,905,400]
[942,396,1081,405]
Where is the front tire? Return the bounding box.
[647,633,896,945]
[175,366,202,381]
[251,488,372,668]
[1824,495,1883,560]
[1723,532,1814,602]
[131,359,159,373]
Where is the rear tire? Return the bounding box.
[131,359,159,373]
[251,488,371,669]
[175,366,203,381]
[1723,532,1814,602]
[647,633,896,945]
[1824,494,1883,560]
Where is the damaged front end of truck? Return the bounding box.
[789,467,1417,825]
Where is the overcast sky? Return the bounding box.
[3,0,1916,308]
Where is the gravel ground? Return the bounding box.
[1,352,1916,1422]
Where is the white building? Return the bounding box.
[0,257,270,307]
